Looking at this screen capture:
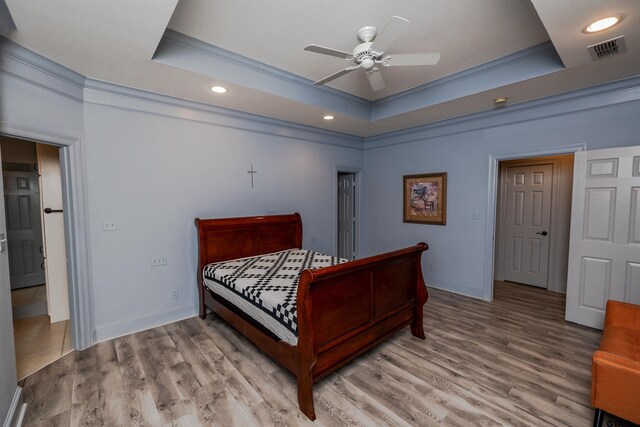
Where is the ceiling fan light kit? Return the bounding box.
[304,15,441,92]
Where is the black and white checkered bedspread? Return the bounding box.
[203,249,347,345]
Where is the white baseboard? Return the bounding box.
[426,277,485,300]
[548,280,567,294]
[3,387,26,427]
[95,304,198,343]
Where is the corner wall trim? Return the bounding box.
[2,386,25,427]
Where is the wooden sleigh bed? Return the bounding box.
[195,213,428,420]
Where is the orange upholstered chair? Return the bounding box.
[591,300,640,427]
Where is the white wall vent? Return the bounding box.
[588,36,627,60]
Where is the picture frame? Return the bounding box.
[403,172,447,225]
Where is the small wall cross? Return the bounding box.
[247,163,258,188]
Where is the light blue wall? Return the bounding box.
[362,79,640,298]
[2,34,640,361]
[0,38,84,425]
[82,90,363,340]
[1,37,364,353]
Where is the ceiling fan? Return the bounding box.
[304,16,440,92]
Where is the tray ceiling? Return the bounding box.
[3,0,640,137]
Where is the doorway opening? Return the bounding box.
[1,135,72,380]
[492,153,575,307]
[337,170,360,260]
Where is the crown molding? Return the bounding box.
[159,30,369,107]
[375,42,557,107]
[3,32,639,151]
[84,79,364,150]
[0,36,85,102]
[0,36,364,149]
[365,75,640,150]
[370,42,564,121]
[154,30,370,121]
[164,30,368,107]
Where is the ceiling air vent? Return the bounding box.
[588,36,627,60]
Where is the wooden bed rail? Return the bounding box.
[296,242,428,419]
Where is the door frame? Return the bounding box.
[483,144,586,301]
[1,122,95,350]
[495,158,561,290]
[333,166,362,259]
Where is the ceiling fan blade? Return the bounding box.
[304,44,353,59]
[313,66,359,85]
[366,68,386,91]
[371,16,410,54]
[385,53,441,66]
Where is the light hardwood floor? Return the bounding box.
[21,281,622,426]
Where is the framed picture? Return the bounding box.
[403,172,447,225]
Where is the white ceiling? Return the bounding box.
[3,0,640,137]
[168,0,551,100]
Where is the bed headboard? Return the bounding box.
[195,213,303,270]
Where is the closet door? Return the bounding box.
[338,173,355,260]
[502,164,553,288]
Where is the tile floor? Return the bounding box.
[11,285,47,319]
[11,285,73,380]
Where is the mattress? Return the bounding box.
[203,248,347,345]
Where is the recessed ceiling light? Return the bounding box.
[323,115,335,120]
[210,86,227,94]
[585,16,621,33]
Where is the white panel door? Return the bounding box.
[337,173,355,260]
[503,164,553,287]
[37,144,70,322]
[3,170,46,289]
[566,147,640,329]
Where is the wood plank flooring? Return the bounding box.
[21,281,623,426]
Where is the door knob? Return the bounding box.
[536,231,548,236]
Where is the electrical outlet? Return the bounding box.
[171,290,179,300]
[151,255,167,267]
[472,211,483,220]
[311,236,319,244]
[103,220,117,231]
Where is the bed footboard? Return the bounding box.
[296,242,428,420]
